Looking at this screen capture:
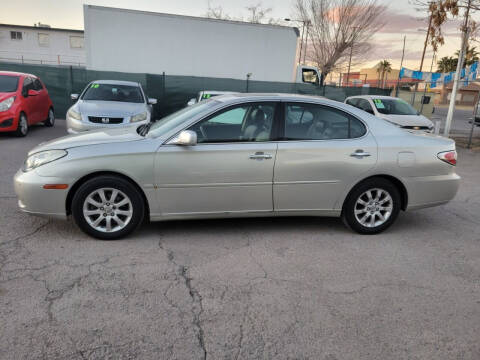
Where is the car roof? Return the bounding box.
[91,79,140,86]
[346,95,397,100]
[0,71,35,78]
[212,92,339,105]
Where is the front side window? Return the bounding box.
[284,103,366,140]
[372,98,418,115]
[0,75,19,92]
[189,103,276,143]
[22,77,34,96]
[33,78,44,91]
[82,83,144,103]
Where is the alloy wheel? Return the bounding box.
[354,188,393,228]
[82,188,133,233]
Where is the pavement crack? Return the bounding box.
[159,239,207,360]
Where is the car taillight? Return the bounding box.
[437,150,457,166]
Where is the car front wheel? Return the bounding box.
[72,176,145,240]
[342,178,401,234]
[44,108,55,127]
[14,113,28,137]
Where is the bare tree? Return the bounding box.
[205,1,231,20]
[245,3,273,23]
[296,0,386,84]
[205,1,280,24]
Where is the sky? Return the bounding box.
[1,0,472,73]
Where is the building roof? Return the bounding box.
[0,23,83,34]
[445,82,480,91]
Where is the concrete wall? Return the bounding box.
[0,25,85,66]
[84,5,299,82]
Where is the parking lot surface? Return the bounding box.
[1,121,479,359]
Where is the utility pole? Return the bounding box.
[420,51,436,113]
[445,0,472,136]
[412,5,434,106]
[395,35,407,97]
[346,45,354,87]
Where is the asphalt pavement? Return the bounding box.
[0,121,479,359]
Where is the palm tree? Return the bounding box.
[437,56,458,73]
[454,46,479,67]
[376,60,392,88]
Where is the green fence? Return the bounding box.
[1,62,391,119]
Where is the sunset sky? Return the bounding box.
[2,0,475,73]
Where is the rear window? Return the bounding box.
[82,83,144,103]
[0,75,19,92]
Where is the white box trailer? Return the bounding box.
[83,5,320,84]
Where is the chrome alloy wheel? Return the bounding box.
[82,188,133,233]
[354,188,393,228]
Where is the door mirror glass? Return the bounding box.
[301,68,319,85]
[148,98,157,105]
[71,93,79,101]
[170,130,197,146]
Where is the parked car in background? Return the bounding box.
[15,94,459,240]
[66,80,156,134]
[0,71,54,137]
[187,90,238,106]
[345,95,434,132]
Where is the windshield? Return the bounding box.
[372,98,418,115]
[149,101,219,136]
[82,83,144,103]
[0,75,19,92]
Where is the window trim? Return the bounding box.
[183,101,281,145]
[10,31,22,40]
[279,101,368,142]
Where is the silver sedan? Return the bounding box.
[14,94,460,240]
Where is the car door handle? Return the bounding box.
[249,152,272,160]
[350,150,371,158]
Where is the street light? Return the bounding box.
[284,18,310,65]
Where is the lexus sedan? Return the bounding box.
[66,80,157,134]
[15,94,459,240]
[345,95,434,132]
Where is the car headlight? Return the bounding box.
[67,108,82,121]
[0,96,15,112]
[23,150,67,172]
[130,111,148,123]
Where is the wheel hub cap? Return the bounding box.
[354,188,393,228]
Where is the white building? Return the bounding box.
[0,23,85,66]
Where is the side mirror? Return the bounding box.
[187,98,196,106]
[27,89,38,96]
[148,98,157,105]
[170,130,197,146]
[71,94,79,101]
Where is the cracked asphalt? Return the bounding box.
[1,121,479,359]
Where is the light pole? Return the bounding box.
[284,18,310,65]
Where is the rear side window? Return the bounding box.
[284,103,366,140]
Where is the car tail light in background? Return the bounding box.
[437,150,457,166]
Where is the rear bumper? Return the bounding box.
[404,173,460,211]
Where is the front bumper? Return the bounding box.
[14,169,72,219]
[0,108,18,132]
[66,116,149,134]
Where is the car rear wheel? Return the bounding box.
[72,176,145,240]
[44,108,55,127]
[14,113,28,137]
[342,178,401,234]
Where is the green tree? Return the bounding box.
[376,60,392,88]
[455,45,479,65]
[437,56,458,72]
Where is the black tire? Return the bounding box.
[13,112,28,137]
[44,108,55,127]
[71,176,145,240]
[342,178,401,235]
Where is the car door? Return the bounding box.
[20,77,37,123]
[32,77,49,122]
[154,102,279,216]
[273,102,378,212]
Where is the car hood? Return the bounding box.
[0,92,16,102]
[29,126,144,155]
[376,114,433,127]
[77,100,146,117]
